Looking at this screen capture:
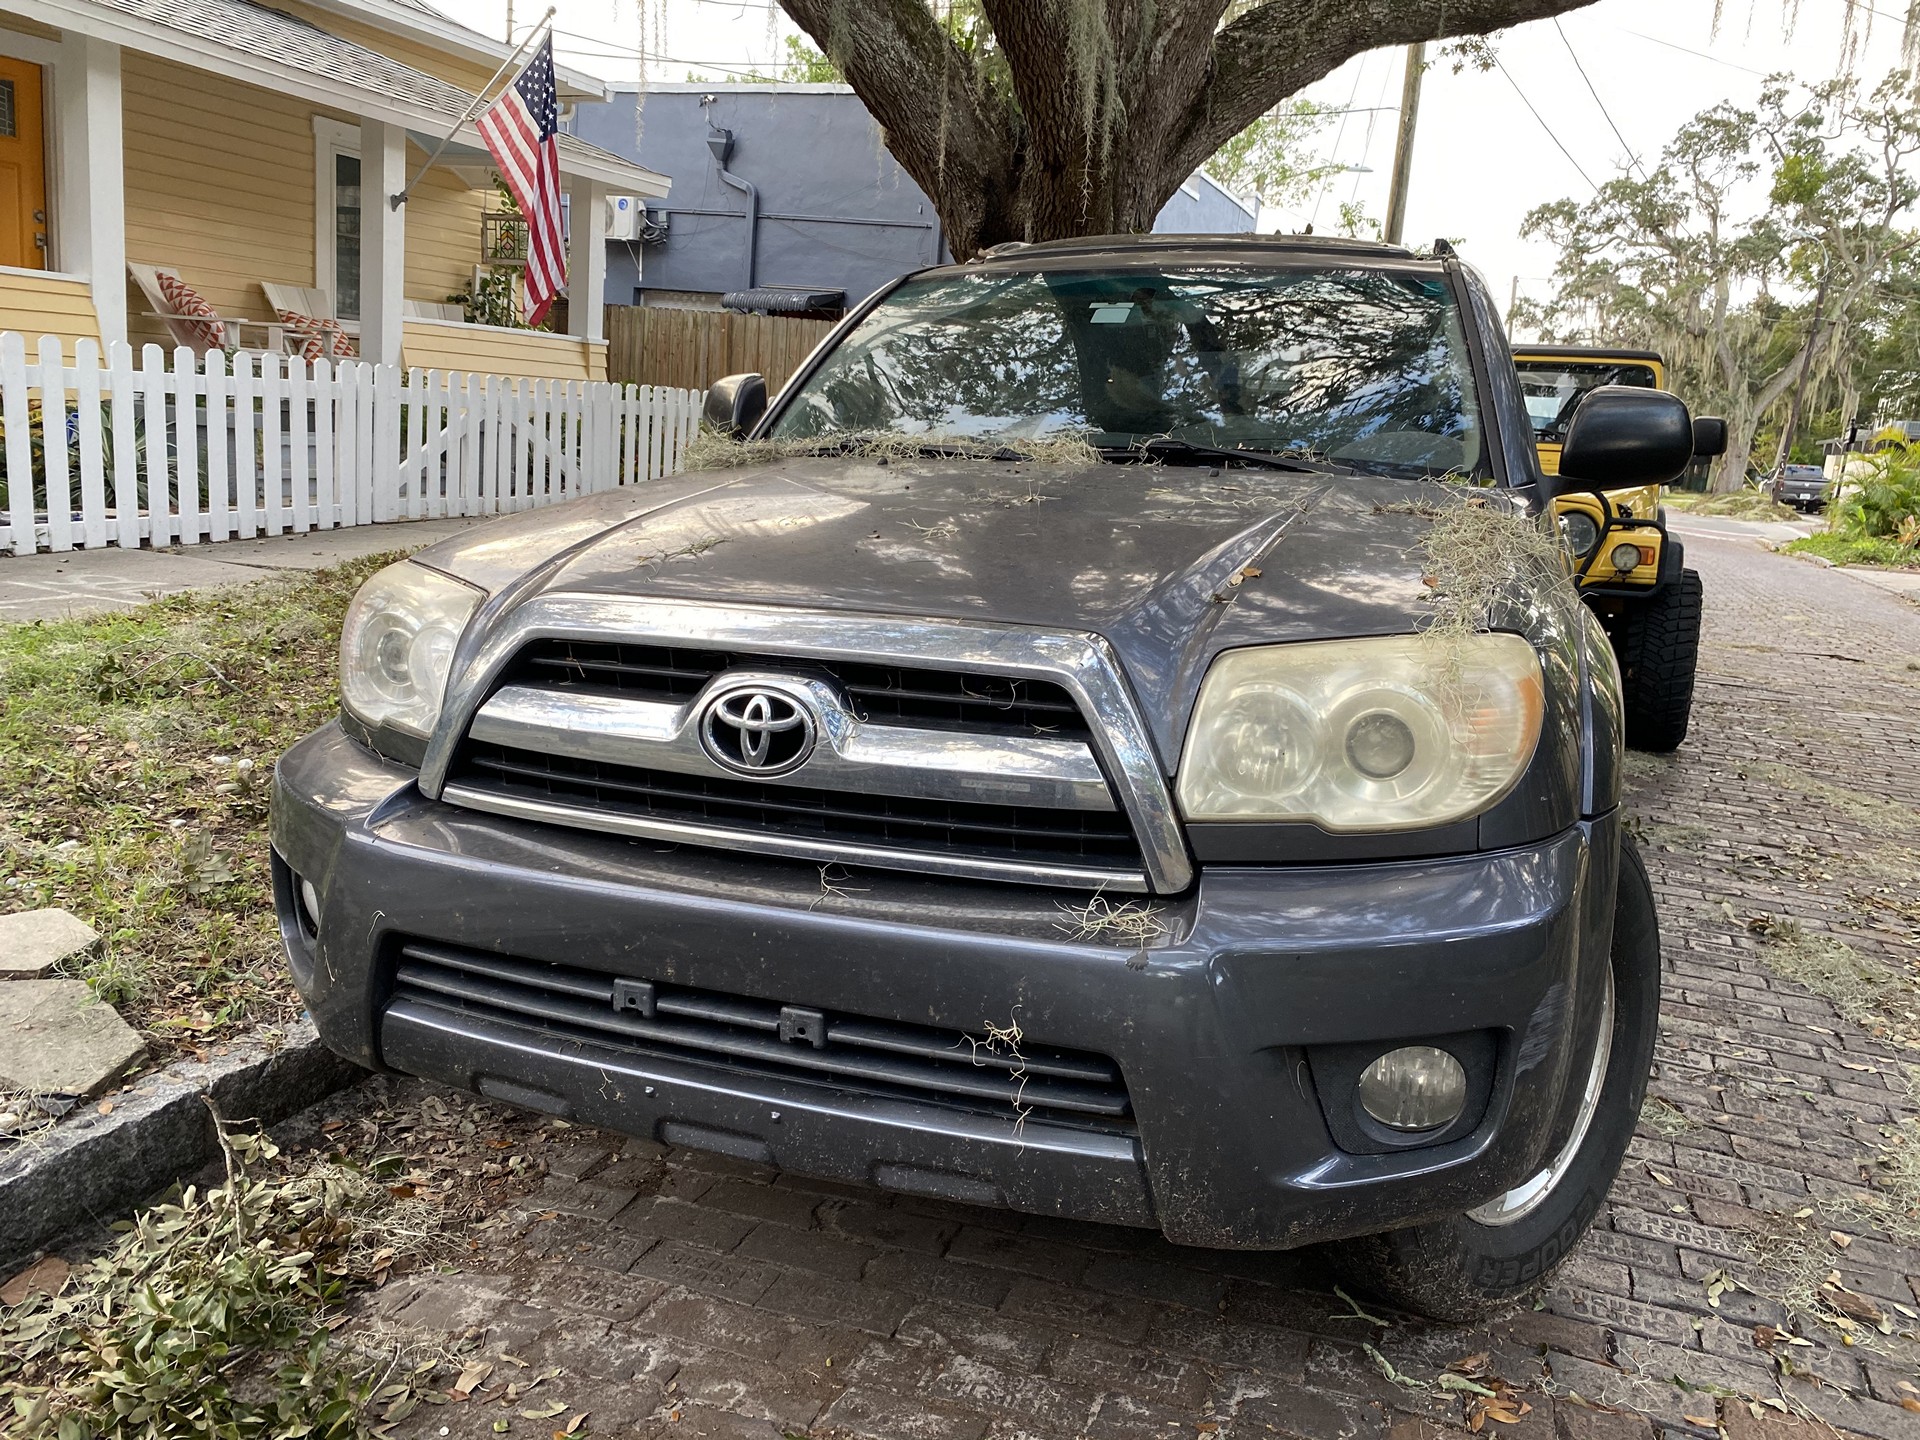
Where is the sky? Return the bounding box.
[454,0,1915,325]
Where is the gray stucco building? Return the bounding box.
[569,82,1257,315]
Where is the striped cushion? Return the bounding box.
[155,273,225,350]
[275,310,359,362]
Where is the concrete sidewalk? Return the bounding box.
[0,519,486,622]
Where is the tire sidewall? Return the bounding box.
[1352,833,1661,1318]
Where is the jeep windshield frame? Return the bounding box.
[761,262,1492,481]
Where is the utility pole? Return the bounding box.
[1773,271,1829,473]
[1384,42,1426,245]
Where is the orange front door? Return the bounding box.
[0,58,48,270]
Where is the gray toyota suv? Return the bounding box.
[272,235,1693,1319]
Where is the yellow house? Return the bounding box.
[0,0,670,380]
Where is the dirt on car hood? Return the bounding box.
[412,456,1458,757]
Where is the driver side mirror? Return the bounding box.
[1691,416,1728,459]
[703,373,768,439]
[1555,386,1696,493]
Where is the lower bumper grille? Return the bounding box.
[385,939,1136,1133]
[450,741,1144,871]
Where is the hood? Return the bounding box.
[415,457,1463,760]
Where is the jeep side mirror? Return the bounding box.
[1691,416,1728,459]
[703,373,768,439]
[1555,386,1696,493]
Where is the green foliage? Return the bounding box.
[0,554,399,1052]
[0,1127,420,1440]
[446,268,523,330]
[778,33,841,82]
[1203,99,1329,209]
[1517,69,1920,490]
[1782,531,1920,568]
[1831,443,1920,543]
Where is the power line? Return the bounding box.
[1618,29,1769,75]
[1554,18,1647,178]
[1492,54,1599,192]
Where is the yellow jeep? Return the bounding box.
[1512,345,1712,752]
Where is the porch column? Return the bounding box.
[55,34,126,348]
[359,119,406,369]
[566,178,606,343]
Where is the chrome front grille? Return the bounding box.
[421,598,1194,894]
[516,639,1090,738]
[384,938,1136,1134]
[452,741,1143,869]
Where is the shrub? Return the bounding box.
[1832,443,1920,543]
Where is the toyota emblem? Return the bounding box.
[699,686,816,776]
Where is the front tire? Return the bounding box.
[1326,833,1660,1322]
[1614,568,1703,753]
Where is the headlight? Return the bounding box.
[338,560,481,739]
[1176,634,1544,831]
[1558,511,1601,556]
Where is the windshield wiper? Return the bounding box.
[1098,438,1354,474]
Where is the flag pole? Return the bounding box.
[391,6,557,210]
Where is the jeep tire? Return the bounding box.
[1613,567,1703,753]
[1325,832,1659,1322]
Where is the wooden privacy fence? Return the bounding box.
[0,332,704,556]
[605,305,836,393]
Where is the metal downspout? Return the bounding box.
[707,128,758,290]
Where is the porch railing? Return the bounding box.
[0,332,704,556]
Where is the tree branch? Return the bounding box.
[777,0,1013,252]
[1165,0,1608,182]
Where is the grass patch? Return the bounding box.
[1779,532,1920,569]
[0,553,403,1058]
[1661,488,1802,522]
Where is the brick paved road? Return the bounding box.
[322,537,1920,1440]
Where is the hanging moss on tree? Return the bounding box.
[771,0,1645,260]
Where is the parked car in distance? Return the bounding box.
[1511,345,1723,754]
[1771,463,1829,511]
[274,234,1704,1321]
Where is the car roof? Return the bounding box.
[1511,344,1665,364]
[957,232,1434,272]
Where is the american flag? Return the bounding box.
[477,35,566,325]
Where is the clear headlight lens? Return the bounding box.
[1558,510,1601,556]
[1176,634,1544,831]
[338,560,481,739]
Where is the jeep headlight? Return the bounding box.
[1558,510,1601,556]
[1176,634,1544,831]
[338,561,481,739]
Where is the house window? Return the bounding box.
[313,117,362,322]
[0,80,15,138]
[333,152,360,320]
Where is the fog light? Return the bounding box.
[1357,1046,1468,1132]
[298,877,322,934]
[1609,542,1642,572]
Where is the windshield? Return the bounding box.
[1514,360,1659,444]
[768,266,1486,477]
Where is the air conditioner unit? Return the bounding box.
[607,195,642,241]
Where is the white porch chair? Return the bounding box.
[127,263,282,354]
[261,282,358,360]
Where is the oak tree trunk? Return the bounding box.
[778,0,1612,259]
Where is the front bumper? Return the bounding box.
[273,722,1618,1249]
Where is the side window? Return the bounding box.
[313,119,361,322]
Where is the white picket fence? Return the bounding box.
[0,331,704,556]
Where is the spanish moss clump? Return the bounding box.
[681,429,1104,472]
[1416,495,1568,646]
